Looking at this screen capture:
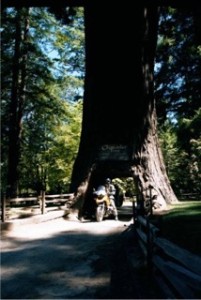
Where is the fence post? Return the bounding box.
[146,216,152,269]
[1,193,6,222]
[149,186,153,216]
[132,197,137,223]
[147,187,153,270]
[41,190,46,214]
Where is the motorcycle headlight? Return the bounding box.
[95,188,106,198]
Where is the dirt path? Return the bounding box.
[1,202,143,299]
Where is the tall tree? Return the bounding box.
[5,8,30,197]
[69,3,200,218]
[69,4,179,218]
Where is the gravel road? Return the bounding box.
[1,201,162,299]
[1,202,144,299]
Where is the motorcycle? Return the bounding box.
[93,186,115,222]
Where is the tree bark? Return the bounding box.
[7,8,30,197]
[131,108,178,213]
[130,6,178,212]
[69,4,178,217]
[68,3,176,217]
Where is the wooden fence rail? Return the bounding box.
[135,215,201,299]
[179,193,201,200]
[1,193,74,221]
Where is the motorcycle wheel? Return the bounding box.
[115,194,124,207]
[96,205,105,222]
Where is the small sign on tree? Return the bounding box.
[98,144,130,161]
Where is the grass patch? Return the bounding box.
[151,201,201,256]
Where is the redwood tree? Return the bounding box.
[69,3,200,217]
[69,3,178,217]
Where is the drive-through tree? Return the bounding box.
[69,2,201,218]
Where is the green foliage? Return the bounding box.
[158,121,186,191]
[158,115,201,195]
[177,109,201,193]
[1,7,84,194]
[46,100,82,192]
[112,177,136,197]
[155,7,201,123]
[155,8,201,195]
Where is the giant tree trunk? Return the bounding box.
[132,107,178,213]
[69,3,177,217]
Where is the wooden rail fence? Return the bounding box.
[1,193,74,222]
[135,214,201,299]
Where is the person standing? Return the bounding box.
[105,178,118,220]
